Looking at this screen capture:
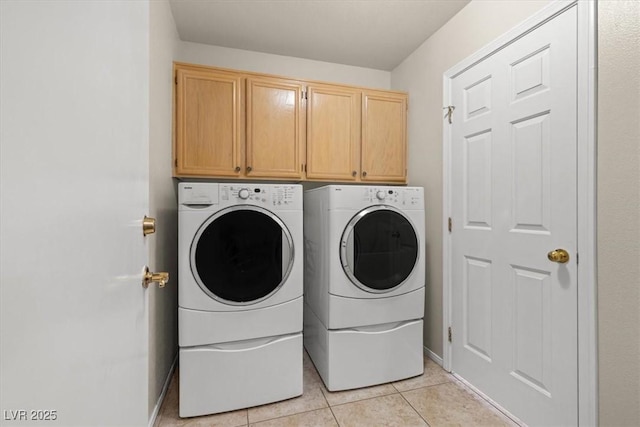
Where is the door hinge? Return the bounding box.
[576,252,579,265]
[304,164,307,173]
[443,105,455,124]
[174,76,178,85]
[174,158,178,168]
[302,90,308,100]
[448,327,452,343]
[448,217,452,233]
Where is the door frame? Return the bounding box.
[441,0,597,425]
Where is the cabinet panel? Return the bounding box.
[361,91,407,183]
[175,67,242,177]
[246,78,304,179]
[306,85,360,181]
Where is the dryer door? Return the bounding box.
[190,206,294,305]
[341,206,419,293]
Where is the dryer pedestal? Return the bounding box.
[304,304,423,391]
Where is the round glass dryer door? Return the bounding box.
[190,206,294,305]
[340,206,419,293]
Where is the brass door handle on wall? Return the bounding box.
[547,249,570,264]
[142,216,156,236]
[142,266,169,288]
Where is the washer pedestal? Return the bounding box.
[180,333,302,418]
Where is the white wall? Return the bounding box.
[597,1,640,425]
[149,0,180,418]
[390,0,551,357]
[177,41,391,89]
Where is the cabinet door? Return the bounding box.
[174,66,242,177]
[246,77,305,179]
[306,85,360,181]
[361,91,407,183]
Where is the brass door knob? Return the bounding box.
[547,249,570,264]
[143,216,156,236]
[142,266,169,288]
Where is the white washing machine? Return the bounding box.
[178,182,303,417]
[303,185,425,391]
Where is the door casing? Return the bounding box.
[442,0,597,425]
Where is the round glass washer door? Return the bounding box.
[190,205,294,305]
[340,205,419,293]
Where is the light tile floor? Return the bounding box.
[156,352,518,427]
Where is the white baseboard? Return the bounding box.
[423,346,444,367]
[148,354,178,427]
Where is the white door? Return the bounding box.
[449,6,577,426]
[1,2,150,426]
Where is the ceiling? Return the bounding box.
[168,0,470,71]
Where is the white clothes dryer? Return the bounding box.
[303,185,425,391]
[178,182,303,417]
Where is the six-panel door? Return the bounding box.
[449,6,578,425]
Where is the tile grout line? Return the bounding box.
[317,380,343,426]
[398,389,432,427]
[250,406,336,426]
[323,387,400,408]
[394,378,453,394]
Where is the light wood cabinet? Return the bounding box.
[174,67,242,177]
[361,90,407,183]
[173,63,408,184]
[246,77,305,179]
[306,84,360,181]
[306,86,407,183]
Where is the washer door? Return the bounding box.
[341,206,419,293]
[190,206,294,305]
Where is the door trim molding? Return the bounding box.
[441,1,597,425]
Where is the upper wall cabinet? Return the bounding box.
[174,66,243,177]
[246,77,305,179]
[361,90,407,183]
[173,62,408,184]
[306,84,360,181]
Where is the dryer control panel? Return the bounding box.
[363,187,423,209]
[323,185,424,210]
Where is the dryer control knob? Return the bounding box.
[376,190,387,201]
[238,188,250,200]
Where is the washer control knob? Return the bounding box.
[238,188,250,200]
[376,190,386,201]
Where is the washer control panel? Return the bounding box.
[220,184,301,208]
